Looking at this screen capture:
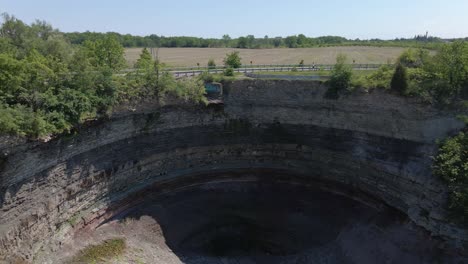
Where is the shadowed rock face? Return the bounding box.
[45,179,460,263]
[112,181,444,264]
[0,80,466,263]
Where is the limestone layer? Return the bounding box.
[0,80,466,262]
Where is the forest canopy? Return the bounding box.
[64,31,448,49]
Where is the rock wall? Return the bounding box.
[0,80,466,262]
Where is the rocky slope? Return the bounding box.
[0,80,466,262]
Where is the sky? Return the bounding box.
[1,0,468,39]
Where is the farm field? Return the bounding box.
[124,46,408,67]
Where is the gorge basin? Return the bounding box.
[2,80,467,263]
[56,178,447,264]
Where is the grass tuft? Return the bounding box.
[70,238,126,263]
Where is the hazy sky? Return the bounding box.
[1,0,468,39]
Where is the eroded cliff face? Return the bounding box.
[0,80,466,262]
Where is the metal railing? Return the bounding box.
[168,63,388,78]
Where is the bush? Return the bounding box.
[353,65,394,90]
[398,48,430,68]
[433,131,468,224]
[198,71,214,83]
[391,64,409,94]
[164,77,207,104]
[224,67,234,76]
[327,54,352,98]
[223,51,242,68]
[405,41,468,104]
[208,58,216,69]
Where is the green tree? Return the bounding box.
[0,13,29,50]
[42,34,73,62]
[411,41,468,104]
[134,47,152,69]
[223,51,242,68]
[0,53,25,104]
[126,48,178,100]
[237,37,248,48]
[436,41,468,98]
[0,14,130,138]
[30,19,55,40]
[246,35,255,48]
[68,47,97,90]
[391,63,409,94]
[222,34,231,47]
[272,37,283,47]
[84,36,126,71]
[297,34,308,47]
[285,36,298,48]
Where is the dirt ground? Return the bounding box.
[49,181,464,264]
[124,46,407,67]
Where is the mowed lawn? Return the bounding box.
[124,46,408,67]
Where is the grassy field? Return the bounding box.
[125,46,408,67]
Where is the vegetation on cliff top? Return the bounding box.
[338,42,468,105]
[0,14,205,139]
[326,54,353,98]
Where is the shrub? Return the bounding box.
[327,54,352,98]
[358,65,394,90]
[397,48,430,68]
[350,75,367,91]
[224,67,234,76]
[207,58,216,69]
[198,71,214,83]
[299,59,304,66]
[433,131,468,224]
[71,238,126,263]
[291,67,298,72]
[223,51,242,68]
[391,63,409,94]
[165,77,207,104]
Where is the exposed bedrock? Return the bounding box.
[0,80,466,262]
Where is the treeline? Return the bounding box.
[0,14,205,138]
[64,32,446,49]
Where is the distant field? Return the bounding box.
[124,46,408,67]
